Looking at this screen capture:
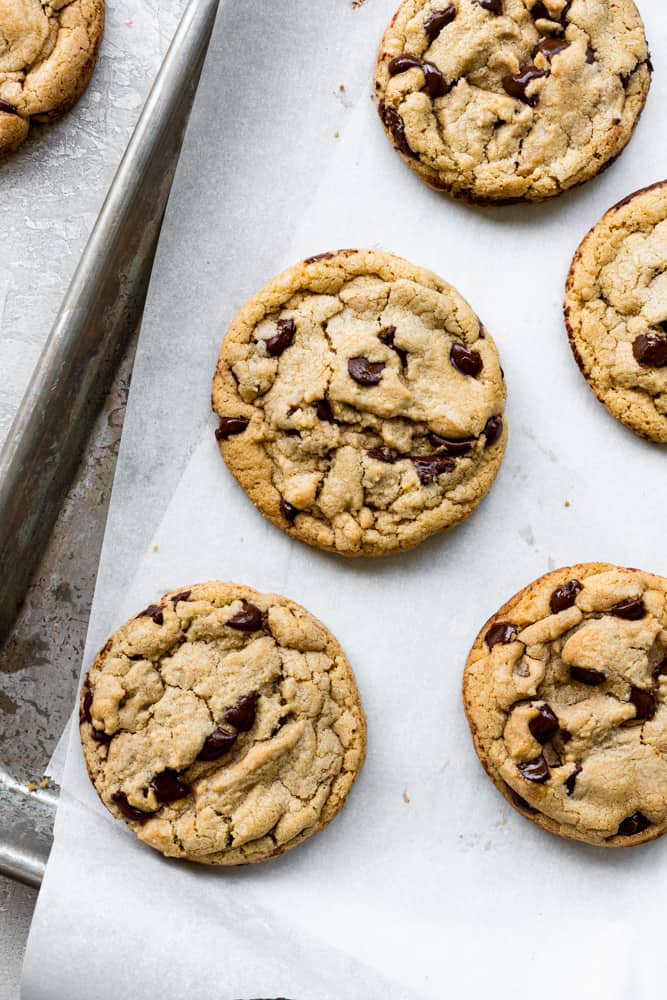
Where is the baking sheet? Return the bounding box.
[22,1,667,997]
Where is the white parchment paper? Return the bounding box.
[22,1,667,997]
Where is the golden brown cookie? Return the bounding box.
[80,582,366,865]
[565,181,667,443]
[374,0,651,203]
[464,563,667,847]
[212,248,507,557]
[0,0,105,156]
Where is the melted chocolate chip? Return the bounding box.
[535,36,570,60]
[565,765,581,795]
[367,446,400,463]
[348,356,385,386]
[633,332,667,368]
[617,812,650,837]
[137,604,164,626]
[111,792,154,822]
[611,597,645,621]
[315,398,334,422]
[91,728,113,744]
[528,704,559,743]
[586,47,596,64]
[483,415,503,448]
[379,326,408,367]
[0,99,18,116]
[422,61,449,98]
[630,686,656,720]
[388,54,422,76]
[450,343,483,377]
[654,657,667,679]
[305,252,335,264]
[424,5,457,41]
[485,622,517,648]
[518,755,550,783]
[171,590,191,604]
[530,0,567,20]
[474,0,503,12]
[227,600,264,631]
[150,770,191,803]
[198,726,237,761]
[223,691,258,731]
[505,782,538,814]
[570,666,606,686]
[550,579,582,614]
[81,687,93,725]
[427,432,474,456]
[280,497,300,522]
[502,66,548,106]
[265,318,296,357]
[378,100,417,158]
[412,454,455,484]
[215,417,249,440]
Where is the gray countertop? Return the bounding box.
[0,3,186,996]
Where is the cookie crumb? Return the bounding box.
[564,500,571,508]
[402,790,410,804]
[339,84,345,92]
[352,0,366,7]
[334,130,340,138]
[27,782,37,793]
[40,778,49,789]
[152,545,159,552]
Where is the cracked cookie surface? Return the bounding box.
[565,182,667,443]
[80,582,366,865]
[374,0,651,203]
[212,249,507,557]
[0,0,104,156]
[463,563,667,846]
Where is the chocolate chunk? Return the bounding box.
[198,726,237,761]
[611,597,645,621]
[535,36,570,60]
[474,0,503,12]
[265,318,295,358]
[530,0,564,19]
[91,728,113,744]
[215,417,249,440]
[280,497,300,523]
[550,579,582,614]
[502,65,548,106]
[427,432,474,456]
[137,604,164,626]
[223,691,258,731]
[485,622,517,648]
[422,61,449,98]
[629,686,656,720]
[149,770,191,803]
[227,600,263,631]
[518,755,550,783]
[378,100,417,158]
[633,332,667,368]
[0,99,19,116]
[505,782,538,814]
[271,712,295,737]
[379,326,408,367]
[81,687,93,725]
[483,415,503,448]
[411,454,455,484]
[450,343,483,377]
[171,590,191,604]
[617,812,650,837]
[315,398,334,422]
[654,657,667,679]
[305,252,335,264]
[570,666,606,686]
[111,792,154,822]
[565,765,581,796]
[388,54,422,76]
[586,47,596,64]
[424,5,457,41]
[348,356,385,386]
[528,704,559,743]
[367,446,400,463]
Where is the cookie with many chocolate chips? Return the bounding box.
[212,249,507,557]
[463,563,667,846]
[80,582,366,864]
[565,182,667,443]
[374,0,651,203]
[0,0,105,156]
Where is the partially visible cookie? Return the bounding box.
[80,582,366,865]
[565,182,667,443]
[374,0,651,204]
[0,0,105,156]
[212,248,507,557]
[463,563,667,847]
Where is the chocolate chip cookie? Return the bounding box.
[565,182,667,443]
[0,0,105,156]
[212,249,507,557]
[374,0,651,203]
[463,563,667,847]
[80,582,366,864]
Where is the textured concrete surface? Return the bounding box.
[0,3,187,997]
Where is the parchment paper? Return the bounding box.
[22,1,667,997]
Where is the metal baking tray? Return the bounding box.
[0,0,221,890]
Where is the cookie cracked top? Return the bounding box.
[0,0,104,156]
[374,0,651,203]
[565,182,667,443]
[464,563,667,846]
[80,582,366,865]
[212,249,507,557]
